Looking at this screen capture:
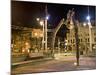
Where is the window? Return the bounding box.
[68,40,70,43]
[94,38,96,42]
[81,39,82,42]
[79,39,80,42]
[71,39,72,43]
[88,38,90,42]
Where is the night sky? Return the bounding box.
[11,1,96,29]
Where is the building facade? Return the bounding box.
[11,26,43,53]
[66,24,96,56]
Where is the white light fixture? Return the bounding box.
[36,18,40,21]
[46,15,50,20]
[86,15,90,21]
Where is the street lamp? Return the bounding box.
[83,22,87,26]
[86,15,90,21]
[36,5,49,55]
[40,20,45,51]
[36,18,45,52]
[86,15,92,53]
[45,4,49,53]
[34,32,38,36]
[40,21,44,26]
[46,15,50,20]
[36,18,40,21]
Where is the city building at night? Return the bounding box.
[66,22,96,56]
[11,1,96,74]
[11,26,43,53]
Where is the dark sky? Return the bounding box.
[11,1,96,28]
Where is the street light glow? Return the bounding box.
[88,22,91,25]
[34,33,38,36]
[40,21,44,26]
[40,33,43,37]
[46,15,50,20]
[83,22,87,26]
[36,18,40,21]
[86,15,90,21]
[46,16,49,20]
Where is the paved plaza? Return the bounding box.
[11,56,96,74]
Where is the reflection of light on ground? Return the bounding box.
[74,62,77,66]
[76,67,90,70]
[54,53,76,61]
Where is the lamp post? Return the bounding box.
[45,4,48,53]
[36,18,45,52]
[86,16,92,53]
[36,4,49,55]
[40,20,45,51]
[87,6,92,54]
[83,15,92,56]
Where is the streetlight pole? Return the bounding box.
[36,18,45,52]
[88,22,92,52]
[45,4,48,53]
[41,20,45,51]
[87,6,92,54]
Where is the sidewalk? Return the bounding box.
[11,56,96,74]
[12,57,53,66]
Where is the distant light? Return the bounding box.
[36,18,40,21]
[83,22,87,26]
[65,43,67,46]
[74,62,77,66]
[34,33,38,36]
[40,21,44,26]
[46,15,50,20]
[25,42,29,45]
[27,49,30,53]
[46,16,49,20]
[88,22,92,28]
[88,22,91,25]
[86,15,90,21]
[22,49,25,53]
[40,33,43,37]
